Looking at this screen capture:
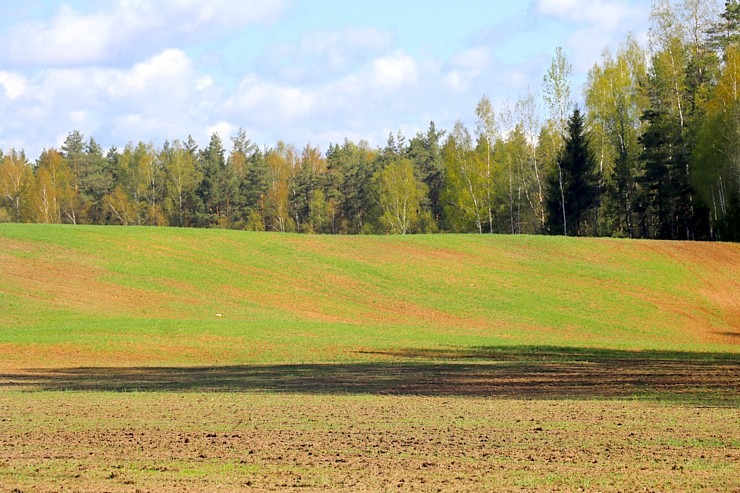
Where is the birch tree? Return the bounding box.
[373,158,427,234]
[0,150,33,222]
[515,92,546,232]
[475,95,498,233]
[264,141,299,232]
[162,140,201,227]
[692,44,740,239]
[543,47,574,235]
[585,35,649,236]
[135,142,166,226]
[443,121,487,233]
[33,150,73,224]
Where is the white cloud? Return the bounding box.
[0,48,222,156]
[567,29,617,72]
[534,0,644,31]
[206,121,237,142]
[0,1,654,161]
[258,26,395,83]
[0,32,539,159]
[300,27,394,61]
[226,47,420,130]
[2,0,291,67]
[216,47,442,151]
[532,0,649,73]
[156,0,290,30]
[444,47,491,92]
[0,71,27,99]
[69,110,91,126]
[445,70,465,92]
[371,51,418,90]
[121,49,192,92]
[452,47,490,71]
[229,77,317,123]
[536,0,580,14]
[4,5,114,66]
[196,76,214,91]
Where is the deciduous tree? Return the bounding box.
[585,35,649,236]
[443,121,487,233]
[162,140,201,227]
[33,150,74,224]
[543,47,574,235]
[475,95,498,233]
[373,158,427,234]
[0,149,33,222]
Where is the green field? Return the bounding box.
[0,224,738,491]
[1,224,737,366]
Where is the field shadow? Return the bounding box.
[717,332,740,338]
[1,346,738,404]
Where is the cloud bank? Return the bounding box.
[0,0,651,157]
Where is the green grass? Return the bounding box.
[1,224,738,368]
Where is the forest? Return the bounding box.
[1,1,738,240]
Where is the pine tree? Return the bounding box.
[407,122,445,230]
[194,133,227,227]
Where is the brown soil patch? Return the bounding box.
[286,236,477,268]
[0,334,247,370]
[0,250,183,319]
[306,273,497,331]
[219,265,499,331]
[364,242,477,266]
[0,237,39,254]
[639,242,740,344]
[0,392,737,492]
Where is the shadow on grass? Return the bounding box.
[1,346,738,404]
[717,332,740,338]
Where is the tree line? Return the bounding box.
[1,0,738,240]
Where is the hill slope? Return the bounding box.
[0,224,737,368]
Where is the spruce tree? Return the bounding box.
[546,107,599,236]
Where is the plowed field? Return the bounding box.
[0,225,738,491]
[1,392,738,492]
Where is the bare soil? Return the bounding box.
[1,392,738,493]
[1,350,738,401]
[1,352,738,492]
[637,241,740,343]
[0,250,184,319]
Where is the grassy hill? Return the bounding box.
[2,224,739,491]
[0,224,737,369]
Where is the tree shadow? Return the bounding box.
[716,332,740,338]
[362,345,740,362]
[1,346,738,404]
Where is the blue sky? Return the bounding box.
[0,0,652,157]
